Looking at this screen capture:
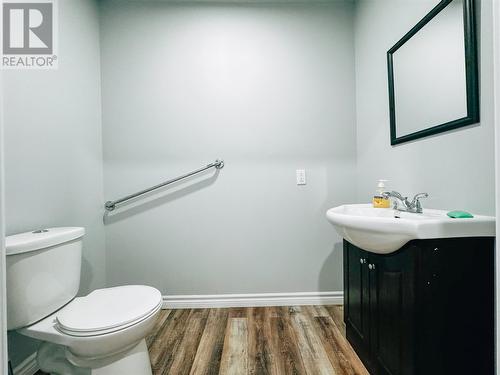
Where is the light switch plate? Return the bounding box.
[296,169,306,185]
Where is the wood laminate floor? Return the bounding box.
[34,305,367,375]
[146,305,369,375]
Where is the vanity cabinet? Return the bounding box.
[343,238,494,375]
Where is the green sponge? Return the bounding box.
[447,210,474,218]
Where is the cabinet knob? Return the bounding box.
[360,258,367,264]
[368,264,376,270]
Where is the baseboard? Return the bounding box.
[13,352,38,375]
[162,291,343,309]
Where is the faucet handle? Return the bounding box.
[412,193,429,201]
[382,190,406,200]
[412,193,428,213]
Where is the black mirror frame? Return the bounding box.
[387,0,479,146]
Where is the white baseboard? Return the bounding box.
[13,352,38,375]
[162,291,343,309]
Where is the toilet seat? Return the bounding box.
[55,285,162,337]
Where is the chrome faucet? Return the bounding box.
[382,191,428,214]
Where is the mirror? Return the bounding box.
[387,0,479,145]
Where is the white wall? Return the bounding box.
[3,0,496,369]
[3,0,104,368]
[100,0,357,296]
[493,0,500,369]
[354,0,495,215]
[0,72,8,375]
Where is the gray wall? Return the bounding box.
[3,0,104,367]
[100,0,357,295]
[354,0,495,215]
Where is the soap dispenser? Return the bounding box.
[373,179,390,208]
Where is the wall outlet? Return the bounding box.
[296,169,306,185]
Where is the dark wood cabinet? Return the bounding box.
[344,238,494,375]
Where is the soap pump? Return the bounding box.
[373,179,390,208]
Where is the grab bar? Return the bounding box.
[104,159,224,211]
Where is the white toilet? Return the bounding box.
[6,227,163,375]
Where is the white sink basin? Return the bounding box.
[326,204,495,254]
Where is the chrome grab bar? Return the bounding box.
[104,159,224,211]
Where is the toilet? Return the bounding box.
[5,227,163,375]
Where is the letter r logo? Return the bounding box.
[3,3,53,55]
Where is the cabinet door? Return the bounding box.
[370,246,416,375]
[344,241,370,347]
[417,239,494,375]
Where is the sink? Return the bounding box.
[326,204,495,254]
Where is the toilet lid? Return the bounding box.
[56,285,162,335]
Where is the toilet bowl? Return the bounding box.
[21,285,162,373]
[6,227,163,375]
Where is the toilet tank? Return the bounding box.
[6,227,85,330]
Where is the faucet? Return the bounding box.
[382,191,428,214]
